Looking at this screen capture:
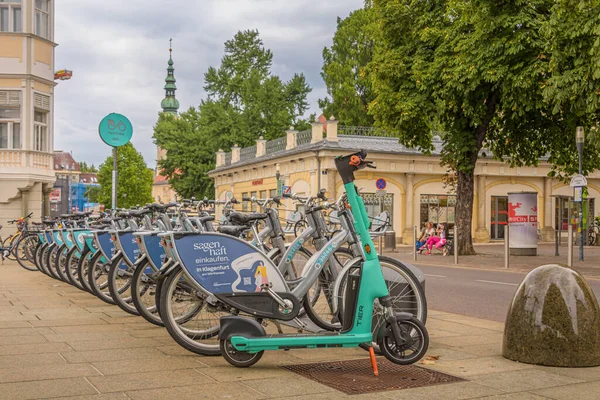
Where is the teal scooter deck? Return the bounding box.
[230,332,373,352]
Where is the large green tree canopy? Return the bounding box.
[96,143,154,208]
[369,0,600,254]
[319,6,375,126]
[154,30,313,198]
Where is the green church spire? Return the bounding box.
[161,38,180,114]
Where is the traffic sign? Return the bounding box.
[376,178,387,190]
[282,185,291,195]
[99,113,133,147]
[570,174,588,187]
[376,189,387,197]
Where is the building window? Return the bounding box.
[241,192,248,212]
[420,194,456,228]
[250,191,257,212]
[269,189,277,199]
[34,110,48,152]
[0,0,21,32]
[0,90,21,149]
[362,193,394,226]
[34,0,50,39]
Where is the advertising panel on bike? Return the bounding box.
[140,234,166,271]
[117,232,141,266]
[172,233,287,294]
[52,230,64,246]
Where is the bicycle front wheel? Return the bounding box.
[15,236,38,271]
[159,266,228,356]
[333,249,427,353]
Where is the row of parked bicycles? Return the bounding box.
[4,152,428,368]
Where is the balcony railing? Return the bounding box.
[0,150,53,170]
[296,129,312,146]
[338,125,395,137]
[0,150,23,167]
[265,136,286,155]
[240,145,256,161]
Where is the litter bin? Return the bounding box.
[384,231,396,250]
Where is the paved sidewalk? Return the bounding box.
[387,242,600,278]
[0,261,599,399]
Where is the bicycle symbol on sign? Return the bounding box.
[107,119,126,132]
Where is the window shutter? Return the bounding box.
[0,91,21,107]
[34,93,50,110]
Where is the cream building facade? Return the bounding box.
[0,0,55,231]
[209,119,599,245]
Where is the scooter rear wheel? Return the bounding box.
[220,339,263,368]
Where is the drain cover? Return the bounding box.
[282,357,464,395]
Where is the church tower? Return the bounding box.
[152,40,179,202]
[157,39,179,162]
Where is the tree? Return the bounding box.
[154,30,312,198]
[539,0,600,180]
[369,0,600,255]
[319,6,375,126]
[78,161,98,173]
[96,143,154,208]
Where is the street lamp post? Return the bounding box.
[576,127,585,261]
[276,164,281,197]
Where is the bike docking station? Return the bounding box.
[167,151,429,371]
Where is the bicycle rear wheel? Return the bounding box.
[15,236,38,271]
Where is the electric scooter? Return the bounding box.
[214,151,429,368]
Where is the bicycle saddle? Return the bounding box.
[218,225,248,237]
[129,209,152,217]
[228,212,267,225]
[147,202,177,211]
[196,215,215,223]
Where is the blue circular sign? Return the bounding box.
[376,178,387,190]
[99,113,133,147]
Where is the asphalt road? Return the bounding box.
[419,264,600,322]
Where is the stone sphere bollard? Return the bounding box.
[503,264,600,367]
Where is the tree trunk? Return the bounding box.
[456,170,476,255]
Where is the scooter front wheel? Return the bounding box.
[378,317,429,365]
[219,339,263,368]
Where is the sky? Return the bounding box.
[53,0,364,169]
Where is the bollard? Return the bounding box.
[413,226,417,262]
[555,229,559,256]
[505,225,510,269]
[453,225,458,265]
[568,224,573,267]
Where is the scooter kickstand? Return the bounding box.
[272,319,284,334]
[369,347,379,377]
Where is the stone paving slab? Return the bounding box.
[2,261,600,399]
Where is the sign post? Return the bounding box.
[375,179,387,254]
[99,113,133,209]
[571,172,588,256]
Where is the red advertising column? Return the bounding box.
[508,192,538,256]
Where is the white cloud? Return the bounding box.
[54,0,364,168]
